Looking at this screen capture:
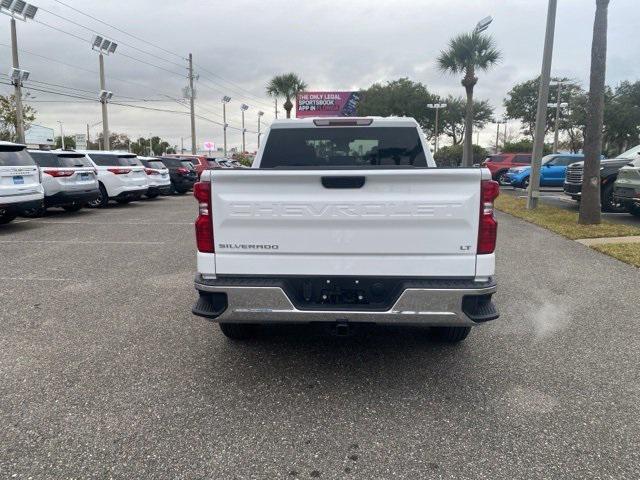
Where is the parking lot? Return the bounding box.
[1,195,639,479]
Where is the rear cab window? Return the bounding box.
[513,154,532,164]
[487,155,506,163]
[0,146,36,166]
[260,127,427,169]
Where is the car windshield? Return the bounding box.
[260,127,427,168]
[30,151,92,167]
[180,160,195,170]
[0,146,36,166]
[617,145,640,160]
[145,160,166,169]
[207,160,219,167]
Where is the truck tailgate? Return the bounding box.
[209,169,482,277]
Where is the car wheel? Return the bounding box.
[145,192,159,199]
[0,211,17,224]
[21,206,45,217]
[627,202,640,217]
[520,177,530,190]
[601,183,626,213]
[431,326,471,343]
[496,170,510,186]
[88,184,108,208]
[62,204,82,212]
[219,323,257,340]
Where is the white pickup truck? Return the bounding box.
[192,117,499,342]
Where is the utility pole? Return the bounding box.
[527,0,557,209]
[553,81,562,153]
[180,137,184,154]
[222,96,231,156]
[188,53,196,155]
[10,18,25,144]
[86,123,90,149]
[495,122,501,153]
[240,104,249,152]
[98,52,110,150]
[275,99,278,119]
[57,121,65,149]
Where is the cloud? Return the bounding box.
[0,0,637,150]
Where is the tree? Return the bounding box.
[97,132,131,151]
[357,78,437,133]
[55,136,76,149]
[502,139,551,154]
[579,0,610,225]
[0,94,36,142]
[266,73,308,118]
[604,81,640,154]
[437,31,500,166]
[504,77,586,143]
[438,95,494,145]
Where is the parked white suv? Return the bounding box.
[79,151,148,207]
[138,157,171,198]
[0,141,44,224]
[27,150,99,214]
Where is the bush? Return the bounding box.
[231,152,254,167]
[434,144,488,167]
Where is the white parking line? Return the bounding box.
[31,221,192,225]
[0,277,74,282]
[0,240,166,245]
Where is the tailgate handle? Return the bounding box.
[321,176,365,189]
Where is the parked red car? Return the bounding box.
[164,154,224,179]
[482,153,532,185]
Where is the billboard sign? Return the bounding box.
[296,91,360,118]
[203,141,215,151]
[25,124,55,146]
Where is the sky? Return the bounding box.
[0,0,638,152]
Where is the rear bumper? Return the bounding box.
[0,198,43,216]
[113,188,148,200]
[147,185,172,195]
[563,182,582,196]
[45,189,99,207]
[193,276,498,326]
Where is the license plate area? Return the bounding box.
[615,187,635,198]
[13,176,24,184]
[283,277,404,311]
[79,173,90,180]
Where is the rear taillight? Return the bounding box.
[478,180,499,255]
[107,167,132,175]
[45,169,74,177]
[144,168,159,175]
[176,167,189,175]
[194,181,214,253]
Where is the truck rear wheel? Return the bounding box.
[431,326,471,343]
[219,323,256,340]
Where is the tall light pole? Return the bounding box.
[57,121,65,149]
[495,119,506,153]
[548,81,568,154]
[427,103,447,154]
[91,35,117,151]
[475,15,493,34]
[2,2,38,144]
[257,111,264,149]
[240,104,249,153]
[527,0,558,209]
[222,96,231,156]
[187,53,197,155]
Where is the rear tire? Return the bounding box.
[431,326,472,343]
[62,204,82,212]
[145,192,159,199]
[0,211,17,224]
[21,206,45,217]
[520,176,530,190]
[496,170,510,186]
[88,184,108,208]
[219,323,256,340]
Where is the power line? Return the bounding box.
[51,0,186,61]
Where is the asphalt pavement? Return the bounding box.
[1,195,639,479]
[500,185,640,227]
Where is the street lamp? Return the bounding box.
[221,96,231,155]
[474,16,493,33]
[2,0,38,143]
[494,119,507,153]
[426,103,447,154]
[548,81,568,154]
[257,111,264,149]
[57,120,65,149]
[240,103,249,153]
[91,35,117,150]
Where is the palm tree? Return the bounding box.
[266,73,308,119]
[437,32,500,167]
[579,0,610,225]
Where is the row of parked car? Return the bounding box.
[0,142,243,224]
[482,145,640,217]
